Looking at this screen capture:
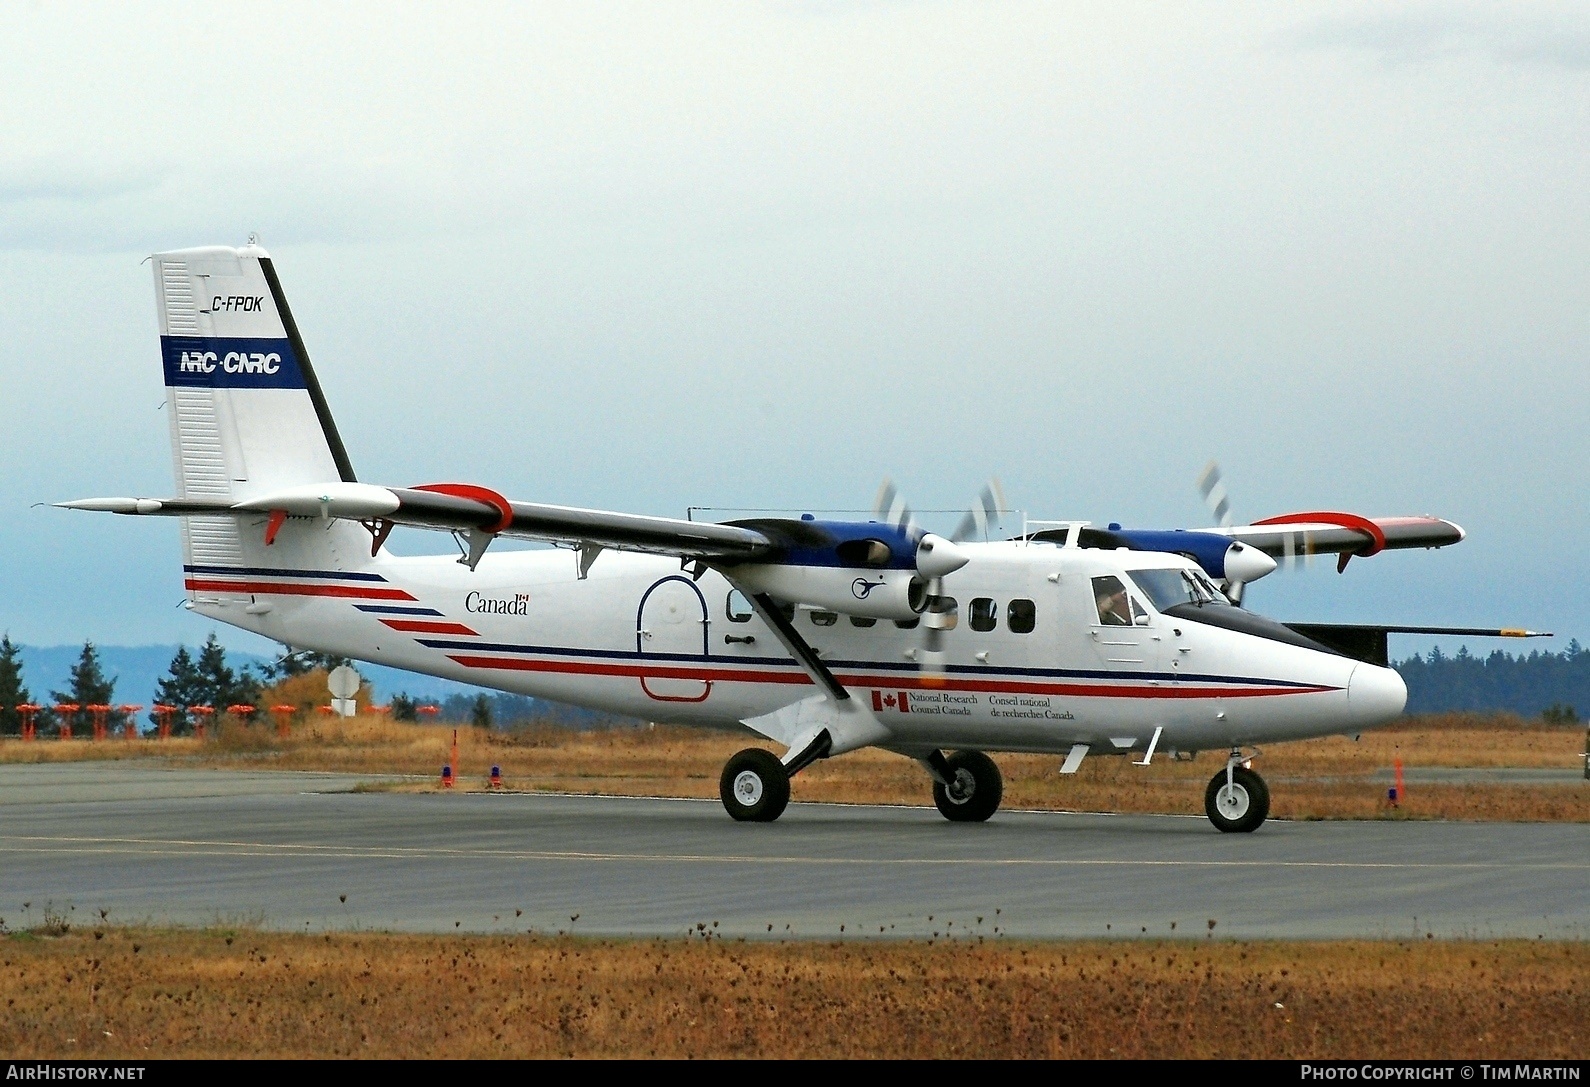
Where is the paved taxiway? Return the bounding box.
[1,764,1584,940]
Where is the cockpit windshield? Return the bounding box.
[1128,568,1229,611]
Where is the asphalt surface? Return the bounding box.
[1,764,1585,940]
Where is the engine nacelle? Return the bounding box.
[732,564,927,621]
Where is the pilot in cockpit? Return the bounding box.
[1093,576,1133,626]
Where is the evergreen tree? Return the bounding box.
[0,634,31,736]
[152,645,205,734]
[470,694,492,730]
[49,641,120,734]
[194,633,260,710]
[390,693,418,722]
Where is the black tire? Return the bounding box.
[932,750,1003,822]
[1204,765,1270,833]
[719,748,790,822]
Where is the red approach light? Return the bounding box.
[188,705,215,739]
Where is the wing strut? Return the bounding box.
[744,591,850,702]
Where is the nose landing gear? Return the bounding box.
[1205,751,1270,833]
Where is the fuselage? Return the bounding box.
[189,537,1406,758]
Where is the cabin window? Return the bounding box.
[810,610,838,627]
[925,596,958,631]
[969,597,998,632]
[895,616,920,630]
[1008,598,1036,634]
[849,616,878,628]
[726,590,753,623]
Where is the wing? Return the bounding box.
[1208,512,1465,572]
[59,480,778,564]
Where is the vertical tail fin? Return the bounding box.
[153,244,364,573]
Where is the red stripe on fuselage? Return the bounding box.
[184,579,417,601]
[379,618,479,636]
[443,654,1336,699]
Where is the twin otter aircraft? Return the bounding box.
[64,244,1533,832]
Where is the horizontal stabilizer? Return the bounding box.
[1283,623,1550,667]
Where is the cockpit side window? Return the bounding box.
[1092,575,1134,626]
[726,590,753,623]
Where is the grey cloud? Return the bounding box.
[0,161,169,206]
[1287,8,1590,72]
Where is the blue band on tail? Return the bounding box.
[161,336,306,389]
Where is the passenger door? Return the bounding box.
[637,576,712,703]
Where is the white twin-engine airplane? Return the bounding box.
[63,244,1541,833]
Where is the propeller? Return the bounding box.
[873,478,1006,680]
[1198,461,1315,605]
[1198,460,1257,604]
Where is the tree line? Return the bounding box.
[1396,640,1590,719]
[0,633,350,737]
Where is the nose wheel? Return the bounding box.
[1204,762,1270,833]
[719,748,791,822]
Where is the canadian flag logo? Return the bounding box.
[871,690,911,713]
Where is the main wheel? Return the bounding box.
[932,750,1003,822]
[719,748,790,822]
[1204,765,1270,833]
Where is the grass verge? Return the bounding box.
[0,929,1582,1058]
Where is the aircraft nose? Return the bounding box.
[1347,663,1407,725]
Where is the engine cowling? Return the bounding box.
[731,564,927,621]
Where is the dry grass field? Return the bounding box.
[0,929,1581,1058]
[0,711,1584,821]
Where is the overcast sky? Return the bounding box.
[1,1,1586,658]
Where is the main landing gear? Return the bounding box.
[925,749,1003,822]
[719,729,831,822]
[1205,751,1270,833]
[720,748,790,822]
[717,743,1007,824]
